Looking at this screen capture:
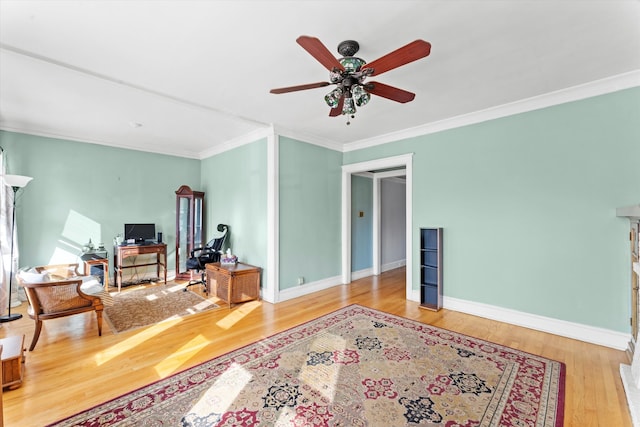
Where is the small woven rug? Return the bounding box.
[49,304,565,426]
[104,283,218,333]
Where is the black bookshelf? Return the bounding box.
[420,228,443,311]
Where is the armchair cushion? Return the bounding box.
[17,269,48,283]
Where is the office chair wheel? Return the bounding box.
[184,271,207,294]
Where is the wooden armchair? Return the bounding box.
[17,264,104,351]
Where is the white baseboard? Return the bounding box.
[351,268,374,281]
[440,295,630,350]
[277,266,406,301]
[277,275,344,302]
[381,259,406,272]
[350,260,406,281]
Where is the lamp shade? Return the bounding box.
[1,174,33,188]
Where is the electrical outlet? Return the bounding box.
[297,277,304,285]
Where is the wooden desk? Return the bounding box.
[113,244,167,292]
[206,262,261,309]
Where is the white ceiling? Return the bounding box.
[1,1,639,159]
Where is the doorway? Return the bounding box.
[341,154,414,300]
[374,171,407,275]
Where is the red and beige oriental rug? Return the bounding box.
[48,304,565,426]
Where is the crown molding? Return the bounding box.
[273,125,344,152]
[343,70,640,153]
[198,126,272,159]
[4,71,638,158]
[0,125,203,159]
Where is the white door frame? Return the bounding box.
[372,169,407,276]
[342,153,413,300]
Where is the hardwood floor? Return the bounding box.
[0,268,632,426]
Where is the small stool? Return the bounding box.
[0,335,25,390]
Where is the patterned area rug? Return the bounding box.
[49,305,565,426]
[104,283,218,333]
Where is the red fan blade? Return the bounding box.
[270,82,331,94]
[329,96,345,117]
[297,36,345,72]
[366,81,416,103]
[361,40,431,76]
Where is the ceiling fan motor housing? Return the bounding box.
[337,40,360,57]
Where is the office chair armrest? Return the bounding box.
[190,247,205,257]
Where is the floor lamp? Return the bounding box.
[0,174,33,323]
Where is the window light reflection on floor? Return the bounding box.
[215,300,261,330]
[94,318,180,366]
[185,362,253,419]
[298,333,346,400]
[184,334,345,424]
[154,334,210,377]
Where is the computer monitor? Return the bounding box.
[124,223,156,243]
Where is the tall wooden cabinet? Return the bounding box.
[419,228,443,311]
[175,185,205,280]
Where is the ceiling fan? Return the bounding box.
[270,36,431,124]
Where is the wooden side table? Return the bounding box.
[81,253,109,289]
[0,335,25,390]
[206,262,261,309]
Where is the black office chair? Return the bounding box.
[184,224,228,292]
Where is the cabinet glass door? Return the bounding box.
[177,197,190,274]
[194,198,203,250]
[175,185,205,280]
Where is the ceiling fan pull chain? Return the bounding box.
[346,114,355,126]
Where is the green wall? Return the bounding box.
[200,139,268,282]
[2,86,638,334]
[344,88,640,332]
[279,137,342,290]
[0,130,200,270]
[351,175,373,272]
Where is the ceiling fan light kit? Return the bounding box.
[324,87,343,108]
[352,84,371,107]
[270,36,431,125]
